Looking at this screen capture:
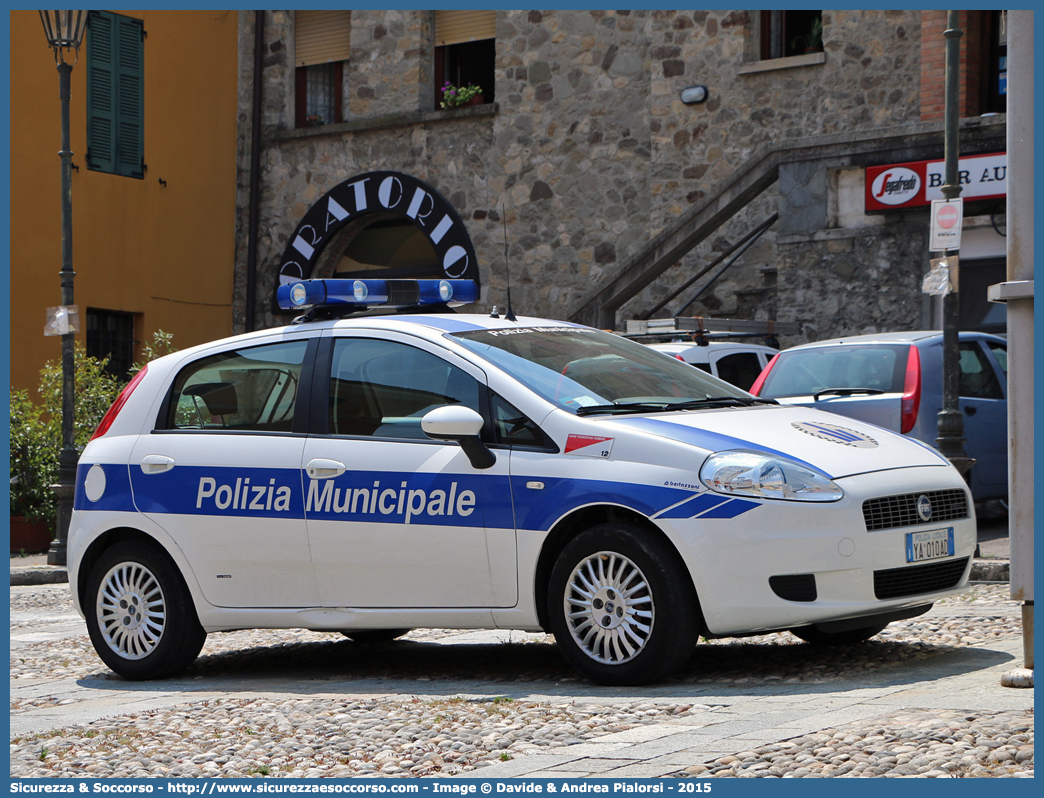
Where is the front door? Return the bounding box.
[303,333,516,608]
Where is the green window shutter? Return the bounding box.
[86,11,144,178]
[115,15,144,178]
[86,12,116,173]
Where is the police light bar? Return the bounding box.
[277,278,478,311]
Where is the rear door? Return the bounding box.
[129,333,318,608]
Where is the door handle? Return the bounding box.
[964,406,978,416]
[140,455,176,474]
[306,459,346,479]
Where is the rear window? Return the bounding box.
[759,344,909,398]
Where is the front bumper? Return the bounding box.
[663,466,976,636]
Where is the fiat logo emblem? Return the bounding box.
[917,495,932,522]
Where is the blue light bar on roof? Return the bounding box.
[276,278,478,311]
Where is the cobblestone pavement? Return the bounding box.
[9,583,1033,779]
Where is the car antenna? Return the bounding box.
[502,204,517,322]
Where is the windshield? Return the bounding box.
[451,326,752,413]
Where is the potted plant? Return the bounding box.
[440,82,484,109]
[790,17,823,54]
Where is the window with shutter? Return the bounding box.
[295,11,350,127]
[86,11,144,178]
[434,10,495,109]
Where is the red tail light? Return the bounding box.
[674,354,686,361]
[900,345,921,434]
[749,353,780,396]
[91,365,148,441]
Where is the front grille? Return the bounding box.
[874,557,969,599]
[863,488,969,531]
[769,573,817,602]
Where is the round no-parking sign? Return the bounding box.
[929,198,963,251]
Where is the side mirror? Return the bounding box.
[421,405,496,470]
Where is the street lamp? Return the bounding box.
[935,11,973,477]
[39,11,90,566]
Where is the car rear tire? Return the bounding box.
[85,540,206,680]
[340,629,412,643]
[548,523,699,685]
[789,622,888,646]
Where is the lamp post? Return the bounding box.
[935,11,973,477]
[39,11,89,566]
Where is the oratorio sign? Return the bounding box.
[865,152,1006,212]
[277,171,479,294]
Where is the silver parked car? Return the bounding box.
[646,341,779,392]
[750,330,1007,504]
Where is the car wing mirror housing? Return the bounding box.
[421,405,497,469]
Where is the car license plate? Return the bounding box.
[906,527,955,563]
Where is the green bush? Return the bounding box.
[9,332,177,529]
[9,390,57,525]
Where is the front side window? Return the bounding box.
[329,338,481,439]
[86,11,144,178]
[167,341,308,431]
[958,342,1004,399]
[452,327,748,413]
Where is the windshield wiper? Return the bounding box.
[663,396,778,410]
[575,396,777,416]
[813,388,885,402]
[575,402,674,416]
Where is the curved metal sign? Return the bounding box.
[276,171,479,291]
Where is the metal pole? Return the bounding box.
[1000,9,1034,675]
[935,11,972,476]
[48,61,77,566]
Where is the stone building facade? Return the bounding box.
[233,9,1007,343]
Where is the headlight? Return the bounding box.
[699,450,843,502]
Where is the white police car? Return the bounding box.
[69,278,976,685]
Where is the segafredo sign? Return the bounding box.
[276,171,479,292]
[865,152,1006,212]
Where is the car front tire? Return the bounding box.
[85,540,206,680]
[548,523,699,685]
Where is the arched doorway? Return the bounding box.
[276,171,479,308]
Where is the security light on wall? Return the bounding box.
[680,85,709,105]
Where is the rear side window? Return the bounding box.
[166,341,308,432]
[760,345,908,397]
[329,338,481,439]
[715,352,764,392]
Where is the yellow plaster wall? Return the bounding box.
[10,10,238,393]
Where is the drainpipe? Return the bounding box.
[244,10,264,333]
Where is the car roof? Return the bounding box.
[785,330,1006,350]
[646,341,778,352]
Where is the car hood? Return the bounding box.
[605,404,948,479]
